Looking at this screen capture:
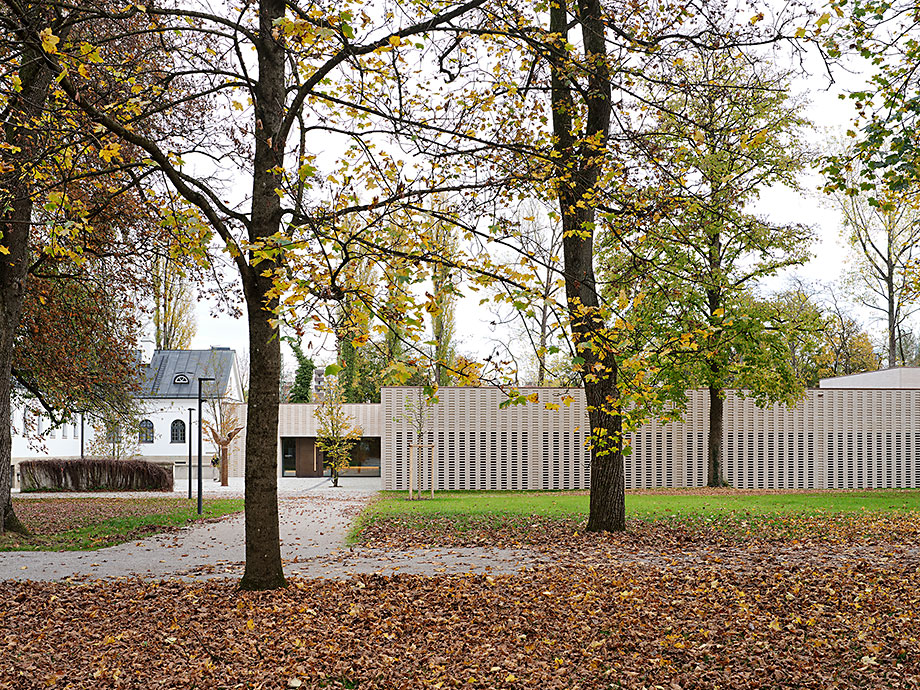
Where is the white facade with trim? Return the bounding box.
[11,348,244,486]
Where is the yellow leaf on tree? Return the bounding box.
[99,142,122,163]
[39,28,60,54]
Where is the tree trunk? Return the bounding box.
[584,378,626,532]
[549,0,621,531]
[220,443,229,487]
[706,385,725,487]
[0,186,31,535]
[239,0,287,591]
[0,29,55,534]
[888,272,897,368]
[240,300,284,589]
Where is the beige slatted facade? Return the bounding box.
[225,386,920,490]
[225,402,383,478]
[382,387,920,490]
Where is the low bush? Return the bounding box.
[19,457,172,492]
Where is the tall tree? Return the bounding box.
[151,255,196,350]
[0,2,171,531]
[287,339,316,404]
[35,0,490,588]
[429,214,458,387]
[829,155,920,367]
[631,51,812,486]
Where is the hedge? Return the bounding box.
[19,457,173,492]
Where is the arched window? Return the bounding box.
[171,419,186,444]
[139,419,154,444]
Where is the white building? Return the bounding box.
[11,348,245,486]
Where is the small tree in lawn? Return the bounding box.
[204,402,244,487]
[314,376,361,487]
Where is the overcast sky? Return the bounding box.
[186,29,872,375]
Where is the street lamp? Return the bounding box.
[197,377,215,515]
[187,408,195,500]
[79,411,85,460]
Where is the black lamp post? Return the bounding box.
[79,411,85,460]
[197,377,215,515]
[187,408,195,500]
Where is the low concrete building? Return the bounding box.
[228,369,920,491]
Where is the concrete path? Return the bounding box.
[2,477,539,582]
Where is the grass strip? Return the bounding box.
[1,497,244,551]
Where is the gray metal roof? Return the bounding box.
[139,348,236,399]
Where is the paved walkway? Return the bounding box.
[2,477,538,581]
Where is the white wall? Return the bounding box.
[10,399,220,487]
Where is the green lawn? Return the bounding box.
[0,497,245,551]
[366,488,920,520]
[354,489,920,544]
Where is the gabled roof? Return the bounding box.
[140,348,238,399]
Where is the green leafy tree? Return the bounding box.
[625,51,813,486]
[287,340,315,404]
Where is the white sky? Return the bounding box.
[187,29,883,375]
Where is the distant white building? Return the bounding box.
[819,367,920,389]
[11,348,244,487]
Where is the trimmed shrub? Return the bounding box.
[20,457,173,492]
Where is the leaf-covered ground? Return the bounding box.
[0,498,244,551]
[358,509,920,547]
[2,561,919,689]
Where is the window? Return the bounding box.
[62,424,68,439]
[171,419,186,444]
[139,419,154,444]
[73,422,79,439]
[173,374,190,385]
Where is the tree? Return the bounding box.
[819,290,881,378]
[36,0,490,589]
[628,50,812,486]
[489,206,570,386]
[0,2,177,532]
[429,213,458,387]
[314,377,361,487]
[287,340,315,404]
[823,3,920,318]
[203,403,244,488]
[770,282,880,386]
[151,255,196,350]
[829,157,920,367]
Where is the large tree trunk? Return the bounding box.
[706,385,726,487]
[0,29,55,533]
[0,185,32,535]
[550,0,622,531]
[584,377,626,532]
[240,298,284,589]
[239,0,287,590]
